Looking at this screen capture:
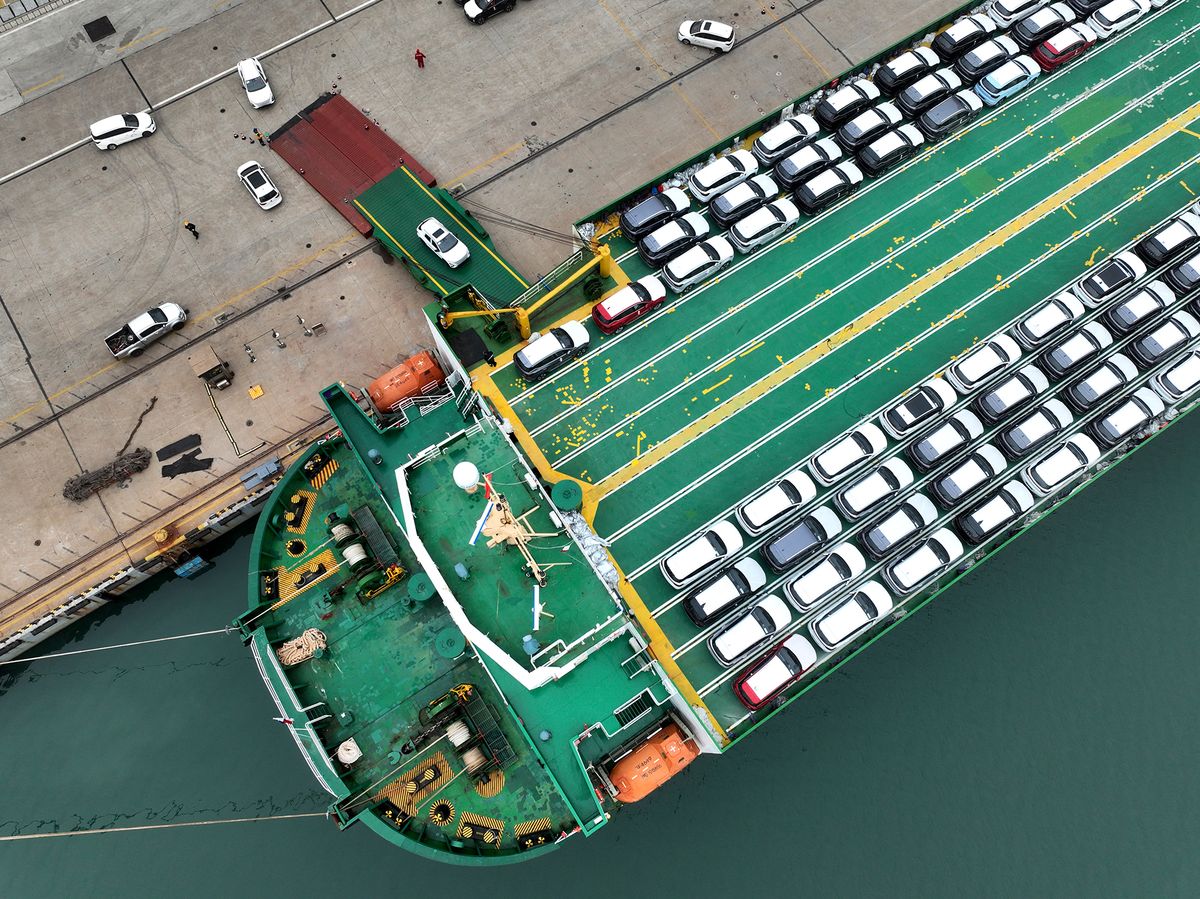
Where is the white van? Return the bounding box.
[90,112,156,150]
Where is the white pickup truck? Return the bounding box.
[105,303,188,358]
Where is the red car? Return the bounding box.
[1033,23,1098,71]
[732,634,818,710]
[591,274,667,334]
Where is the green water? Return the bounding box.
[3,413,1198,897]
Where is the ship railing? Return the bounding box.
[509,248,587,308]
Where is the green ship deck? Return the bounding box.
[476,1,1200,736]
[244,0,1200,864]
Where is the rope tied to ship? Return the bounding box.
[275,628,327,666]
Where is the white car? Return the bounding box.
[639,211,711,265]
[875,47,942,96]
[815,80,882,129]
[1153,350,1200,403]
[708,595,792,667]
[997,398,1073,457]
[809,581,894,650]
[89,112,155,150]
[416,217,470,268]
[881,528,964,595]
[810,422,888,485]
[1105,281,1174,333]
[1089,387,1164,446]
[1072,251,1147,307]
[835,458,914,520]
[737,467,817,535]
[728,198,800,253]
[752,114,820,166]
[1086,0,1150,38]
[688,149,758,202]
[236,57,274,108]
[955,480,1035,545]
[710,174,781,227]
[945,334,1023,393]
[785,543,867,610]
[860,494,938,559]
[236,160,282,210]
[1129,310,1200,366]
[682,558,767,626]
[1012,291,1085,348]
[1136,211,1200,266]
[836,102,903,151]
[974,55,1041,106]
[897,68,965,117]
[661,520,744,589]
[775,137,843,189]
[678,19,735,52]
[1041,321,1113,379]
[988,0,1050,28]
[513,321,590,382]
[908,408,984,470]
[931,444,1007,506]
[880,378,958,438]
[733,634,818,709]
[661,236,735,293]
[1022,434,1101,495]
[976,364,1051,421]
[1064,353,1139,410]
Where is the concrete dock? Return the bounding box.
[0,0,960,647]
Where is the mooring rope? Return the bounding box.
[0,628,230,667]
[0,812,326,841]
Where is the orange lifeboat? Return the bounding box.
[608,723,698,803]
[368,351,446,412]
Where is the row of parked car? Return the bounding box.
[657,199,1200,710]
[606,0,1172,323]
[519,0,1178,384]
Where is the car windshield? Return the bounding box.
[436,233,459,252]
[260,190,278,201]
[147,308,168,324]
[122,114,140,128]
[690,21,707,35]
[246,170,267,188]
[245,76,267,91]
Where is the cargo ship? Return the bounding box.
[236,0,1200,863]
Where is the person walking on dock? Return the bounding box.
[414,48,426,69]
[184,220,199,240]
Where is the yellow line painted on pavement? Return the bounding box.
[397,167,529,289]
[758,2,831,79]
[19,74,63,96]
[597,0,721,139]
[353,201,449,294]
[670,84,722,140]
[4,233,360,426]
[1062,203,1077,219]
[118,27,166,53]
[593,100,1200,498]
[445,141,525,188]
[1181,127,1200,139]
[196,232,362,320]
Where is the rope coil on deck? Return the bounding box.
[275,628,327,666]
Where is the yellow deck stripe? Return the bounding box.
[396,167,529,289]
[353,201,449,295]
[593,99,1200,497]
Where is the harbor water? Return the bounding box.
[2,414,1198,898]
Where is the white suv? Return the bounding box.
[89,113,155,150]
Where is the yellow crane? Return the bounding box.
[436,243,615,340]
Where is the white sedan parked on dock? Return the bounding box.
[678,19,735,52]
[416,217,470,268]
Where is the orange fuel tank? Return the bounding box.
[608,723,698,803]
[368,351,446,412]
